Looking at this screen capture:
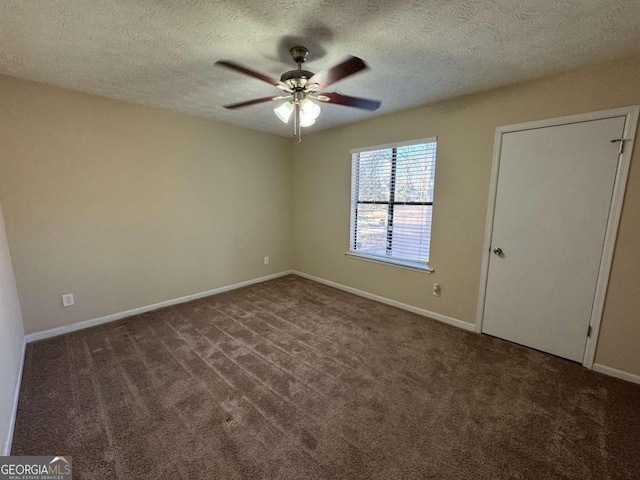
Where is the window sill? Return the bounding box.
[344,252,434,273]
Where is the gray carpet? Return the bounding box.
[12,274,640,479]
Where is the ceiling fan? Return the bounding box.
[215,46,381,141]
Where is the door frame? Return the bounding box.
[475,106,639,369]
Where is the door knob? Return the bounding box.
[493,247,503,256]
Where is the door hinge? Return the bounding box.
[610,138,626,154]
[587,325,593,338]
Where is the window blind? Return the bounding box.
[350,139,437,266]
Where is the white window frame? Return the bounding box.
[346,137,437,273]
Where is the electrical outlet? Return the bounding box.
[432,284,441,297]
[264,256,269,265]
[62,293,75,307]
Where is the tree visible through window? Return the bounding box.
[350,139,437,267]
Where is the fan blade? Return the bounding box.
[307,56,368,90]
[223,96,289,109]
[216,61,289,90]
[317,92,381,111]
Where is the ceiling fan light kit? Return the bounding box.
[274,101,294,123]
[216,46,381,142]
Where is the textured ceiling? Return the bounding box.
[1,0,640,136]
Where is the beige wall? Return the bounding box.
[0,75,292,334]
[0,202,25,454]
[292,55,640,376]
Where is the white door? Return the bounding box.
[482,116,626,362]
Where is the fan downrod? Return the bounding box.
[281,46,314,86]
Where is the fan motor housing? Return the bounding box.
[280,69,315,90]
[280,69,314,82]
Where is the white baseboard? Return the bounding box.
[592,363,640,386]
[3,337,26,456]
[25,270,293,343]
[292,270,476,332]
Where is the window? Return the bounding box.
[348,138,437,271]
